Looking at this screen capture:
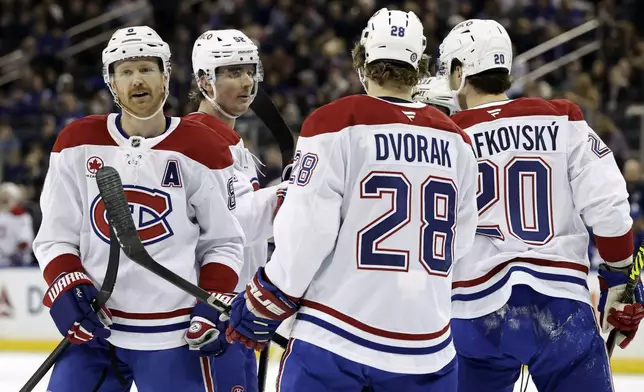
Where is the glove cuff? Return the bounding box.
[43,271,94,308]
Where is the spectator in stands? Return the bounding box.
[0,0,642,197]
[595,113,630,170]
[623,158,644,214]
[0,123,20,158]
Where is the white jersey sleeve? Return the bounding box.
[565,103,632,265]
[183,112,276,289]
[192,162,245,276]
[264,129,344,298]
[454,140,479,265]
[229,140,278,244]
[33,148,84,277]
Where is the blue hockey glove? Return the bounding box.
[598,264,644,349]
[225,267,298,350]
[184,292,234,357]
[43,271,112,345]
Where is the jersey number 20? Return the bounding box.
[477,156,553,244]
[357,171,457,277]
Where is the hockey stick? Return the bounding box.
[96,166,290,350]
[250,85,295,391]
[606,240,644,357]
[19,171,123,392]
[250,85,295,169]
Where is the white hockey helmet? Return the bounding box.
[0,182,22,211]
[437,19,512,108]
[102,26,171,120]
[359,8,426,69]
[192,29,263,119]
[413,77,459,115]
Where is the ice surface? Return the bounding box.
[1,352,642,391]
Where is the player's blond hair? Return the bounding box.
[351,42,430,88]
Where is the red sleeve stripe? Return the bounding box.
[199,263,239,293]
[594,230,634,263]
[43,253,84,285]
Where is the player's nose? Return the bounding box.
[130,76,145,88]
[241,72,253,88]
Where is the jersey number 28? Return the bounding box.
[356,171,457,277]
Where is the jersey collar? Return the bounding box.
[107,113,180,149]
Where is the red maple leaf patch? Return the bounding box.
[87,156,104,174]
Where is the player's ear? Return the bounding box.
[454,65,463,79]
[199,76,214,94]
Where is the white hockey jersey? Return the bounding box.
[0,207,34,266]
[185,113,279,291]
[265,95,479,374]
[450,98,633,319]
[33,113,245,350]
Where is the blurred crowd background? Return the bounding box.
[1,0,644,266]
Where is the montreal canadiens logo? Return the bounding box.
[232,386,244,392]
[87,156,104,175]
[90,185,174,245]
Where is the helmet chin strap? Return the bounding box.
[201,78,257,120]
[450,75,467,111]
[204,94,239,120]
[358,68,368,93]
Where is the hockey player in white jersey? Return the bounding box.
[437,19,644,392]
[0,182,33,266]
[33,26,245,392]
[184,29,287,392]
[225,8,479,392]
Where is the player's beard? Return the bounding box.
[119,85,166,118]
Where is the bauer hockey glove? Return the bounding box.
[184,292,233,357]
[226,267,298,350]
[43,271,113,345]
[598,263,644,348]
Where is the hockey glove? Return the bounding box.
[598,263,644,348]
[226,267,298,350]
[43,271,112,345]
[184,292,233,357]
